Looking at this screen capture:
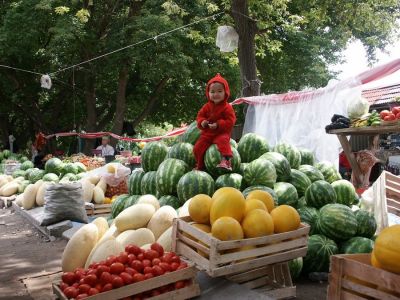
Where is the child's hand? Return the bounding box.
[201,120,209,128]
[209,123,218,129]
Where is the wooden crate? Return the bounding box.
[226,262,296,299]
[384,172,400,218]
[328,254,400,300]
[53,263,200,300]
[85,203,111,216]
[172,216,310,277]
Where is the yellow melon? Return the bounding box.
[371,250,382,269]
[211,216,244,241]
[246,190,275,212]
[374,225,400,274]
[244,199,267,215]
[241,209,274,238]
[270,205,300,233]
[189,194,213,224]
[210,187,246,225]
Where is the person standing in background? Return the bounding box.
[96,136,115,157]
[8,134,15,153]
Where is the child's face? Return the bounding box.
[208,82,225,104]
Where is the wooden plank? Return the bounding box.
[281,263,293,287]
[177,232,210,255]
[327,125,400,135]
[386,197,400,209]
[342,279,400,300]
[340,290,369,300]
[385,181,400,193]
[337,135,363,185]
[175,241,210,272]
[387,205,400,216]
[149,283,201,300]
[262,286,297,299]
[176,218,214,245]
[385,172,400,182]
[227,265,273,282]
[327,255,344,300]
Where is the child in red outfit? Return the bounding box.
[193,73,236,171]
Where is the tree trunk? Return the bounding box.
[83,73,98,154]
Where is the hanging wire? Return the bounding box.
[0,64,44,75]
[72,67,76,131]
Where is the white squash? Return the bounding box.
[157,226,173,252]
[116,228,155,248]
[147,205,177,240]
[85,237,123,269]
[22,184,38,210]
[96,177,107,193]
[81,179,95,203]
[98,224,120,245]
[141,243,151,250]
[0,181,19,196]
[137,194,160,210]
[0,176,9,188]
[178,198,192,218]
[91,217,109,241]
[87,174,101,185]
[62,223,98,272]
[92,186,105,204]
[36,182,50,206]
[34,179,44,190]
[15,193,24,207]
[115,204,155,232]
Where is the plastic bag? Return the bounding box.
[347,96,369,119]
[40,182,88,226]
[84,162,131,187]
[40,74,52,89]
[216,26,239,52]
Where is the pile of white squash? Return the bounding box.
[0,175,27,197]
[62,195,186,272]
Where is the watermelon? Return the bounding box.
[331,180,357,206]
[297,196,307,208]
[239,163,249,176]
[123,195,141,210]
[111,194,130,218]
[289,169,312,197]
[274,182,298,207]
[29,169,45,183]
[230,139,238,149]
[215,173,243,190]
[167,143,196,168]
[242,185,279,205]
[354,210,377,238]
[20,160,34,171]
[318,204,357,241]
[237,133,269,163]
[299,148,315,166]
[128,169,145,195]
[297,207,319,235]
[204,145,241,177]
[315,161,342,183]
[177,170,215,205]
[244,158,276,188]
[42,173,59,182]
[303,234,338,273]
[141,141,168,172]
[12,169,26,178]
[288,257,303,280]
[260,152,291,182]
[181,121,201,145]
[141,171,159,197]
[76,173,86,180]
[45,157,64,175]
[305,180,337,209]
[74,162,87,173]
[61,163,79,175]
[2,150,11,159]
[340,237,374,254]
[60,173,77,182]
[24,168,37,180]
[156,158,189,196]
[298,165,324,183]
[159,195,181,209]
[19,156,29,163]
[274,143,301,169]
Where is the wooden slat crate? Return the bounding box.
[172,216,310,277]
[226,262,296,299]
[384,172,400,217]
[85,203,111,216]
[53,263,200,300]
[328,254,400,300]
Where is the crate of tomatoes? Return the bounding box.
[53,243,200,300]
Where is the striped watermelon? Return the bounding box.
[299,148,315,166]
[239,163,249,176]
[177,170,215,205]
[167,143,196,168]
[123,195,141,210]
[315,161,342,183]
[156,158,189,196]
[319,204,357,241]
[111,194,130,218]
[303,234,338,273]
[141,171,160,197]
[305,180,337,209]
[331,180,357,206]
[244,158,277,188]
[141,141,168,172]
[274,143,301,169]
[288,257,303,280]
[260,152,291,182]
[180,121,200,145]
[298,165,324,183]
[230,139,238,149]
[290,169,312,197]
[297,206,319,235]
[297,196,307,208]
[215,173,243,190]
[274,182,298,207]
[159,195,181,209]
[237,133,269,163]
[242,185,279,205]
[340,237,374,254]
[128,170,145,195]
[355,210,377,238]
[204,145,241,177]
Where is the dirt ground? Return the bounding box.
[0,208,327,300]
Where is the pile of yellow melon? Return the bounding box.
[188,187,301,242]
[371,224,400,274]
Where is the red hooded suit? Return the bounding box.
[193,74,236,170]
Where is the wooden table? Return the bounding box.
[327,125,400,187]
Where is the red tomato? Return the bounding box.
[128,254,137,264]
[175,280,186,289]
[125,267,138,276]
[62,272,77,285]
[152,258,161,266]
[151,243,164,257]
[60,282,69,292]
[161,253,174,264]
[87,269,97,276]
[170,262,179,271]
[96,265,110,277]
[120,272,133,285]
[83,274,97,287]
[159,262,171,272]
[177,265,187,270]
[170,255,181,264]
[396,112,400,119]
[89,262,99,269]
[380,110,391,119]
[118,252,129,265]
[72,283,80,289]
[110,262,125,274]
[95,283,103,292]
[106,255,117,266]
[392,106,400,115]
[78,284,91,294]
[142,259,152,268]
[143,266,153,274]
[88,288,100,296]
[112,275,124,288]
[144,250,159,260]
[132,273,146,283]
[63,286,79,299]
[76,294,88,300]
[144,273,154,280]
[137,253,145,261]
[152,265,164,276]
[100,272,112,285]
[384,114,396,121]
[130,260,144,273]
[102,283,113,292]
[126,245,142,256]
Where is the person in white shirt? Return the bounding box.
[96,136,115,157]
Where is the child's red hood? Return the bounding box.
[205,73,231,103]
